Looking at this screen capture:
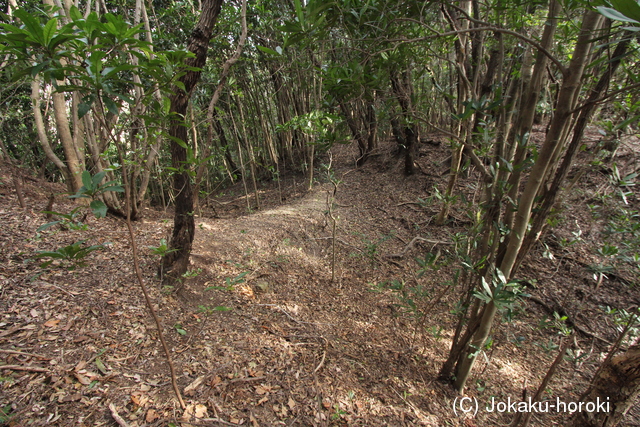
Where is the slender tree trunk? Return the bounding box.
[514,33,630,272]
[162,0,224,285]
[452,9,602,393]
[31,78,74,191]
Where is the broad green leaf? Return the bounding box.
[102,96,119,116]
[99,185,124,193]
[90,200,108,218]
[611,0,640,22]
[42,18,58,46]
[92,171,106,187]
[69,5,83,21]
[597,6,640,23]
[15,10,44,45]
[257,45,278,56]
[78,101,93,119]
[95,357,108,375]
[37,221,62,232]
[81,170,93,191]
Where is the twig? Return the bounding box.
[0,364,48,373]
[512,337,570,427]
[255,304,303,325]
[0,349,51,360]
[228,376,266,384]
[120,147,185,410]
[108,404,130,427]
[314,337,328,374]
[388,236,453,259]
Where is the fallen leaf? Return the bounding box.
[255,384,272,395]
[43,319,60,327]
[288,397,296,409]
[95,358,108,375]
[59,393,82,403]
[184,376,205,396]
[182,404,209,420]
[146,409,159,423]
[74,373,91,385]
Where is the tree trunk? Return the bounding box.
[162,0,224,285]
[568,345,640,427]
[452,9,602,393]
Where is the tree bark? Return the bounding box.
[568,345,640,427]
[161,0,224,285]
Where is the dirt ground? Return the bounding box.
[1,129,639,426]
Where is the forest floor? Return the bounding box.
[1,127,640,426]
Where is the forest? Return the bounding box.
[1,0,640,425]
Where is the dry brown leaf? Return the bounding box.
[182,403,209,420]
[287,397,296,409]
[254,384,272,395]
[43,319,60,327]
[74,373,91,385]
[184,375,205,396]
[145,409,159,423]
[130,393,141,406]
[59,393,81,403]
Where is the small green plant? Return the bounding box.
[34,240,108,269]
[357,232,394,266]
[429,325,445,340]
[197,304,233,315]
[174,323,187,336]
[182,268,202,278]
[69,170,124,218]
[538,312,573,336]
[38,207,88,232]
[148,238,178,257]
[330,404,346,420]
[535,338,560,354]
[375,279,431,319]
[205,271,249,291]
[473,269,529,318]
[0,403,14,424]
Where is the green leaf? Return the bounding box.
[257,45,278,56]
[90,200,108,218]
[99,185,124,193]
[42,18,58,46]
[81,170,93,191]
[14,10,44,45]
[69,5,83,21]
[102,96,119,116]
[95,357,108,375]
[611,0,640,22]
[481,277,493,296]
[37,221,62,232]
[597,6,640,23]
[78,101,93,119]
[92,171,106,188]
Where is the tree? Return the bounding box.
[161,0,225,285]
